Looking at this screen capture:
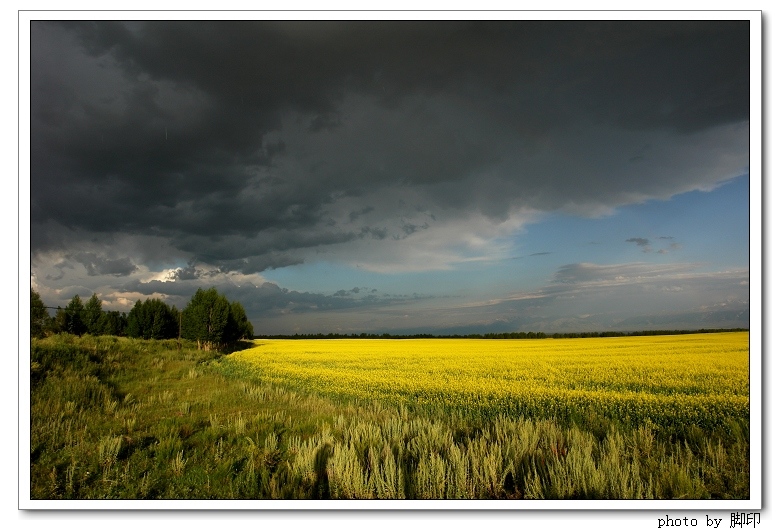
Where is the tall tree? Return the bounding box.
[100,310,128,337]
[146,299,178,340]
[53,306,66,334]
[127,298,178,340]
[182,287,230,350]
[63,295,87,336]
[125,300,145,338]
[225,300,254,342]
[83,293,103,335]
[30,288,49,338]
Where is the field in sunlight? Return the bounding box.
[229,332,749,428]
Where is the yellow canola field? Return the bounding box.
[229,332,749,427]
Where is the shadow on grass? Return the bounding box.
[223,340,256,354]
[313,443,332,499]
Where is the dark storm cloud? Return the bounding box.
[30,20,749,274]
[168,261,201,281]
[359,226,388,240]
[349,206,374,222]
[400,222,429,237]
[70,252,138,277]
[46,260,73,281]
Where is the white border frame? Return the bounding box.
[17,8,763,514]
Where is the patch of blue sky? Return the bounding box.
[263,258,489,300]
[514,173,749,273]
[265,174,748,300]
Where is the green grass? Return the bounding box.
[29,335,750,500]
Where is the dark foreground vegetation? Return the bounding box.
[30,334,750,500]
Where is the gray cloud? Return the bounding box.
[625,236,682,255]
[70,252,138,277]
[56,285,95,301]
[168,261,201,281]
[552,262,699,285]
[349,206,374,222]
[626,237,651,247]
[421,262,750,334]
[46,260,73,281]
[359,226,388,240]
[626,237,654,253]
[306,266,750,336]
[112,273,428,322]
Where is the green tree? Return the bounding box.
[125,300,145,338]
[53,306,65,334]
[145,299,178,339]
[83,294,103,335]
[30,288,49,338]
[127,298,178,340]
[100,310,128,336]
[63,295,87,336]
[225,300,254,342]
[182,287,230,350]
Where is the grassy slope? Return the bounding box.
[29,334,750,500]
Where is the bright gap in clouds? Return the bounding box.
[263,174,749,314]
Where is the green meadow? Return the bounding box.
[29,334,750,500]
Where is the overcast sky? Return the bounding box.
[28,18,753,335]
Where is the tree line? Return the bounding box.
[30,287,254,351]
[257,328,748,340]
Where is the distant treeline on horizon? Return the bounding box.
[255,328,748,340]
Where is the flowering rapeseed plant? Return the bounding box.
[229,332,748,429]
